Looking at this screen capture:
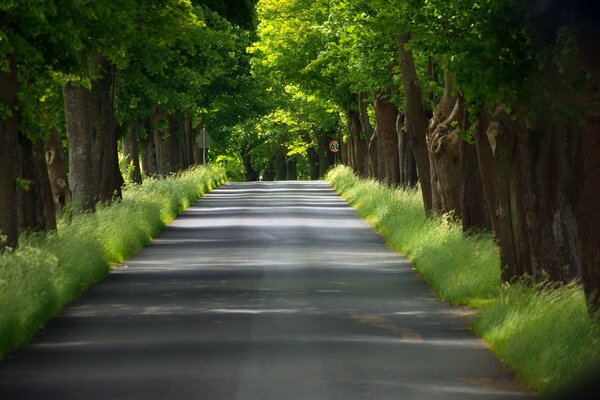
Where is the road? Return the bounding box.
[0,181,535,399]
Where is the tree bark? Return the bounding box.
[16,134,50,232]
[183,115,194,168]
[0,53,19,249]
[347,109,367,176]
[275,149,287,180]
[33,140,56,230]
[488,111,531,281]
[140,117,158,178]
[358,93,377,178]
[374,89,400,185]
[426,72,464,216]
[242,146,258,181]
[152,108,172,175]
[307,145,320,180]
[397,112,418,188]
[318,135,331,176]
[286,158,298,180]
[122,121,143,184]
[473,109,499,236]
[63,55,122,212]
[44,128,72,212]
[577,117,600,312]
[397,32,432,212]
[168,115,181,173]
[461,139,490,232]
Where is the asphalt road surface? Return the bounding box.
[0,181,536,399]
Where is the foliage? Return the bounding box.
[0,166,225,360]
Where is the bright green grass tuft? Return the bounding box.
[0,165,225,359]
[328,165,600,395]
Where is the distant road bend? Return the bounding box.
[0,181,535,399]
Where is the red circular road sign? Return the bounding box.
[328,139,340,154]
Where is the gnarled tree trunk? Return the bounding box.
[0,53,19,249]
[426,72,464,216]
[397,33,432,212]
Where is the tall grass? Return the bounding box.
[328,165,600,394]
[0,165,225,359]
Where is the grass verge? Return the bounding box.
[0,165,225,360]
[327,165,600,395]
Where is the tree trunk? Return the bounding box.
[374,89,400,185]
[168,115,181,173]
[358,93,377,178]
[63,55,122,212]
[183,115,194,168]
[0,53,19,249]
[140,118,158,178]
[275,149,287,180]
[286,158,298,180]
[242,146,258,181]
[488,108,580,283]
[397,112,418,188]
[17,134,50,232]
[397,32,432,212]
[488,114,529,281]
[122,121,142,184]
[33,140,56,230]
[307,145,320,180]
[347,109,367,176]
[152,108,171,175]
[426,72,464,216]
[516,116,579,283]
[472,109,499,236]
[577,117,600,312]
[461,139,490,232]
[44,128,72,212]
[318,136,331,176]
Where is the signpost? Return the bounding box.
[328,138,340,165]
[328,139,339,154]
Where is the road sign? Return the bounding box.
[328,139,340,154]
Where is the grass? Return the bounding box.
[0,165,225,360]
[327,165,600,395]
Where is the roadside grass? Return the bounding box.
[0,165,225,360]
[327,165,600,395]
